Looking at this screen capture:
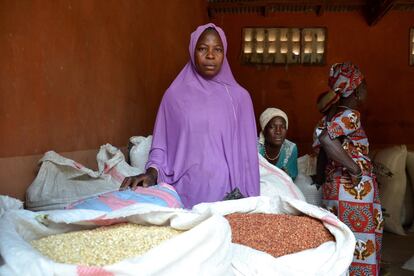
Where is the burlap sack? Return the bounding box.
[406,151,414,232]
[372,145,407,235]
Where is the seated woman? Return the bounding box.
[258,108,298,180]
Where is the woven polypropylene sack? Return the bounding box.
[259,154,306,202]
[129,136,152,173]
[0,205,232,276]
[294,155,322,206]
[66,183,184,210]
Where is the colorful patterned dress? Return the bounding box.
[313,108,384,276]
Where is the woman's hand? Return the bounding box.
[349,168,363,187]
[120,167,158,190]
[337,168,362,188]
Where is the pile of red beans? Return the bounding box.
[225,213,334,258]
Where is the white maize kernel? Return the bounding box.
[30,222,183,266]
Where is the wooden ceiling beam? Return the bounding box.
[207,0,414,24]
[207,0,366,19]
[366,0,396,26]
[315,5,324,16]
[207,0,365,9]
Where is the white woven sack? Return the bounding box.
[259,154,306,202]
[25,151,118,211]
[129,135,153,173]
[0,195,23,218]
[294,155,322,206]
[97,143,142,184]
[26,144,141,211]
[193,196,355,276]
[0,204,232,276]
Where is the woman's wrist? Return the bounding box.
[349,166,363,187]
[348,162,362,176]
[146,167,158,182]
[349,169,362,178]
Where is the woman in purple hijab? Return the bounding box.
[122,23,260,208]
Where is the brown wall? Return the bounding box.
[0,0,207,158]
[212,11,414,154]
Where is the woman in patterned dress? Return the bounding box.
[313,62,384,276]
[258,108,298,180]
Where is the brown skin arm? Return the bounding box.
[318,129,362,186]
[120,167,158,190]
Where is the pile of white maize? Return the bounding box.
[30,222,183,266]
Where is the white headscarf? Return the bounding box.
[259,108,288,144]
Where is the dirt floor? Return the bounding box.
[381,231,414,276]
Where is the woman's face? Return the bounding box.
[194,29,224,79]
[264,116,287,147]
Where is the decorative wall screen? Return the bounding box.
[241,27,326,65]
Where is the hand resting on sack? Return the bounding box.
[120,167,158,190]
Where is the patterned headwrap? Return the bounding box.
[317,62,364,113]
[316,90,338,113]
[258,108,288,144]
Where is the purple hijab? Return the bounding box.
[146,23,260,208]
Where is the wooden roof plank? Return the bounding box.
[366,0,396,26]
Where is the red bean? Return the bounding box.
[225,213,334,258]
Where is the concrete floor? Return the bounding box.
[381,231,414,276]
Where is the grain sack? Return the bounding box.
[0,195,23,218]
[259,154,306,201]
[193,196,355,276]
[129,135,152,173]
[407,151,414,232]
[402,178,414,228]
[26,144,142,211]
[0,204,232,276]
[372,145,407,235]
[66,183,183,210]
[294,154,322,206]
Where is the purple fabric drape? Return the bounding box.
[146,23,260,208]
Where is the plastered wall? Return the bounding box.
[0,0,207,158]
[212,11,414,153]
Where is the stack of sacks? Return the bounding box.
[370,145,414,235]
